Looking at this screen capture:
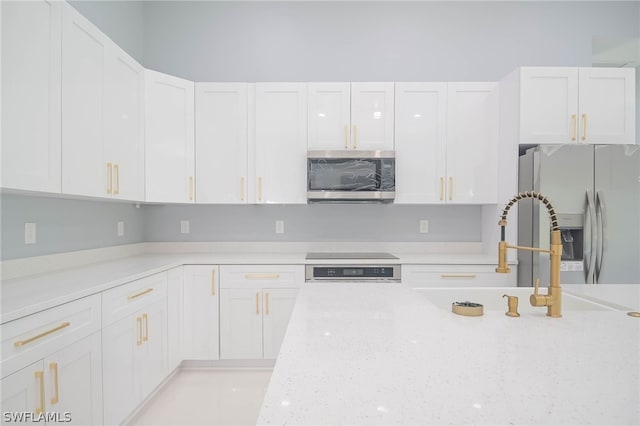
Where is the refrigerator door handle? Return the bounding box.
[585,190,597,284]
[595,190,607,283]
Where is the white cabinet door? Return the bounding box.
[219,289,263,359]
[307,83,351,150]
[350,83,395,150]
[578,67,635,145]
[195,83,248,203]
[44,332,102,426]
[145,69,195,203]
[1,361,43,426]
[253,83,307,204]
[394,83,447,204]
[102,315,140,426]
[519,67,579,144]
[1,0,62,193]
[182,266,220,360]
[138,301,167,399]
[61,3,108,197]
[262,289,298,359]
[104,44,144,201]
[167,267,184,372]
[446,83,498,204]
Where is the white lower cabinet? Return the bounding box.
[219,266,303,360]
[0,293,103,426]
[182,266,220,360]
[402,265,517,288]
[101,274,168,425]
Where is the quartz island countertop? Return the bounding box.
[257,283,640,425]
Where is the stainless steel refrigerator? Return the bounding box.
[518,144,640,286]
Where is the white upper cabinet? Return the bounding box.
[253,83,307,204]
[61,3,144,200]
[578,68,635,144]
[307,83,351,150]
[104,44,145,201]
[195,83,248,203]
[307,83,394,150]
[395,82,498,204]
[446,83,498,204]
[394,83,447,204]
[518,67,635,145]
[61,3,108,198]
[350,83,395,150]
[145,70,195,203]
[1,0,62,193]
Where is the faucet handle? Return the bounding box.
[530,278,547,307]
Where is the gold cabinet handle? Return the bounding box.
[50,362,60,404]
[571,114,577,141]
[344,125,349,149]
[244,273,280,280]
[35,371,45,415]
[449,177,453,201]
[189,176,194,200]
[582,113,587,141]
[136,316,142,346]
[440,177,444,201]
[240,177,245,201]
[14,322,71,347]
[256,292,260,315]
[258,177,263,202]
[107,163,113,194]
[142,313,148,342]
[352,125,358,149]
[128,288,153,300]
[211,269,216,296]
[265,292,270,316]
[114,164,120,195]
[440,274,477,279]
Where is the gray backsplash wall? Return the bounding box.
[142,204,481,243]
[1,195,145,260]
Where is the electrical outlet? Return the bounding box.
[180,220,190,234]
[117,221,124,237]
[419,219,429,234]
[275,220,285,234]
[25,223,37,244]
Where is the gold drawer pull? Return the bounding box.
[128,288,153,300]
[449,177,453,201]
[245,273,280,280]
[344,125,349,149]
[571,114,577,141]
[35,371,45,415]
[14,322,71,347]
[256,292,260,315]
[265,292,270,316]
[50,362,60,404]
[441,274,477,279]
[114,164,120,195]
[581,113,587,141]
[440,177,444,201]
[107,163,113,194]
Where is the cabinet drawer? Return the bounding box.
[102,272,167,326]
[1,294,101,378]
[402,265,517,288]
[220,265,304,289]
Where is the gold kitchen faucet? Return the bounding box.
[496,191,563,318]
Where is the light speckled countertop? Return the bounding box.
[1,251,504,324]
[258,283,640,425]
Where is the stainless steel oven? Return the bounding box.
[307,151,395,202]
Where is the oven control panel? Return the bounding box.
[305,264,401,282]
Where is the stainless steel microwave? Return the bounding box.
[307,150,395,202]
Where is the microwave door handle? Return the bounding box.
[585,190,597,284]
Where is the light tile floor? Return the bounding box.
[129,369,273,426]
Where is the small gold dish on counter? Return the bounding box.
[452,301,484,317]
[627,311,640,318]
